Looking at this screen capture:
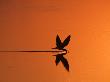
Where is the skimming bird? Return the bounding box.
[0,34,71,71]
[52,35,71,71]
[52,35,71,52]
[53,52,69,71]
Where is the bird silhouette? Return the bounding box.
[52,35,71,52]
[53,53,69,71]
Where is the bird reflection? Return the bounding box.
[53,52,69,71]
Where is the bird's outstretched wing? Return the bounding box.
[56,35,62,48]
[60,56,69,71]
[62,35,71,48]
[55,56,61,65]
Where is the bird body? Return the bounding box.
[52,35,71,51]
[57,34,70,49]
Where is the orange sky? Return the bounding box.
[0,0,110,82]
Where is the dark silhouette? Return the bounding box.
[0,34,71,72]
[52,35,71,52]
[53,52,69,71]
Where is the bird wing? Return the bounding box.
[56,35,62,49]
[60,56,69,71]
[62,35,71,48]
[55,56,61,65]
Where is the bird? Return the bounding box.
[53,53,69,71]
[52,35,71,53]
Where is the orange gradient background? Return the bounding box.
[0,0,110,82]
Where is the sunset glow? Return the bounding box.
[0,0,110,82]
